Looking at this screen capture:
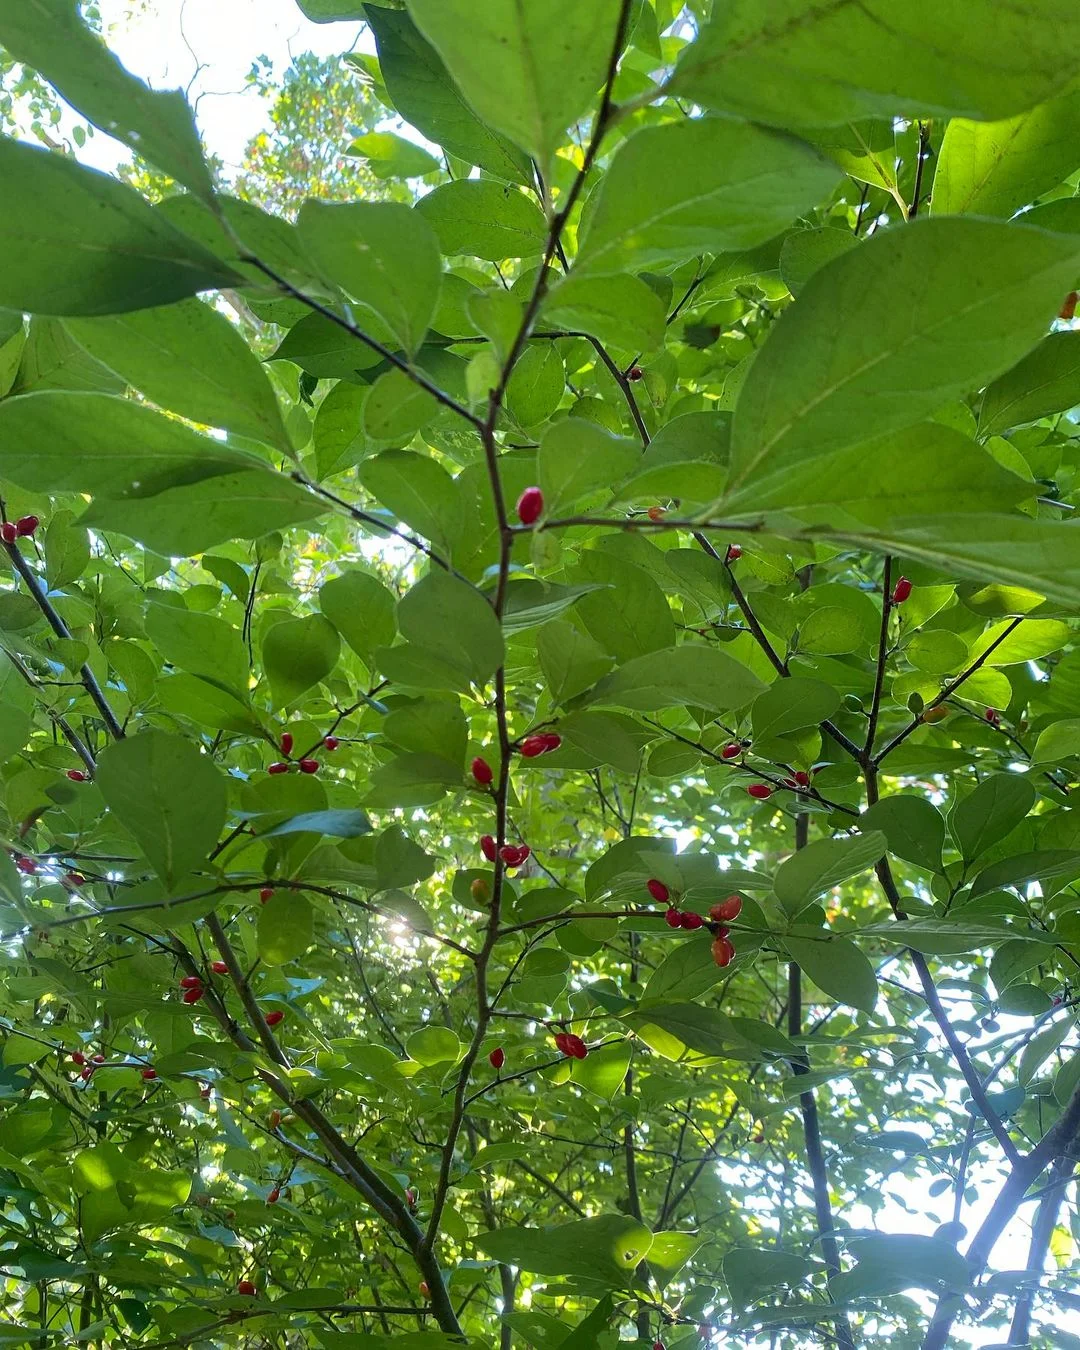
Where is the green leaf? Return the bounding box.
[537,419,640,514]
[145,601,249,701]
[319,570,397,663]
[416,180,547,262]
[1032,719,1080,766]
[728,219,1080,492]
[774,833,887,913]
[406,0,623,172]
[751,677,840,740]
[933,87,1080,218]
[362,368,439,442]
[723,422,1031,525]
[586,644,766,713]
[980,331,1080,436]
[95,730,226,888]
[672,1,1080,127]
[374,824,436,889]
[475,1215,653,1288]
[540,272,666,354]
[570,1040,631,1099]
[780,227,858,296]
[951,773,1036,861]
[364,4,531,184]
[297,202,442,357]
[65,300,290,453]
[537,620,614,704]
[968,618,1070,666]
[258,893,313,966]
[572,552,674,662]
[785,934,878,1013]
[357,450,464,555]
[642,937,731,1005]
[0,136,237,315]
[82,468,321,555]
[12,317,124,395]
[832,1233,970,1300]
[262,810,372,840]
[0,391,252,495]
[0,0,215,203]
[575,118,839,277]
[271,311,384,381]
[860,796,945,872]
[397,569,504,686]
[724,1248,814,1310]
[262,615,340,709]
[505,344,564,428]
[406,1024,460,1066]
[346,130,440,179]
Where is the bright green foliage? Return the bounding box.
[0,5,1080,1350]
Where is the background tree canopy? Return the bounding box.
[1,1,1080,1346]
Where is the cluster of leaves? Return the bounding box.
[0,1,1079,1347]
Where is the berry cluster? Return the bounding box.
[0,514,39,544]
[267,727,340,776]
[650,880,743,967]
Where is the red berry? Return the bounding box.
[15,515,39,538]
[15,857,36,875]
[710,895,743,922]
[92,1053,105,1063]
[471,756,493,786]
[269,1109,282,1128]
[267,1187,280,1204]
[516,485,544,525]
[725,543,742,562]
[265,1010,285,1027]
[646,878,670,904]
[628,365,644,381]
[66,769,87,781]
[71,1051,86,1066]
[712,936,735,967]
[237,1280,257,1297]
[747,783,772,800]
[65,872,85,886]
[679,911,704,929]
[480,834,498,862]
[323,736,339,751]
[721,742,741,759]
[565,1034,588,1060]
[182,987,205,1004]
[500,843,530,867]
[891,576,913,605]
[259,887,274,903]
[141,1067,157,1080]
[664,907,681,928]
[654,1342,666,1350]
[211,960,229,974]
[406,1187,417,1207]
[1,522,17,545]
[519,735,549,758]
[80,1065,95,1081]
[298,758,319,774]
[419,1280,431,1300]
[279,731,293,755]
[179,975,204,990]
[985,707,1000,724]
[489,1047,505,1070]
[554,1032,570,1055]
[1061,290,1079,320]
[793,770,811,787]
[753,1132,765,1144]
[539,732,561,751]
[647,505,665,521]
[267,761,289,775]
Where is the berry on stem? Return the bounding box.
[179,975,204,990]
[710,895,742,922]
[323,735,339,751]
[679,911,704,930]
[419,1280,431,1300]
[539,732,561,752]
[747,783,772,800]
[565,1034,588,1060]
[647,505,665,521]
[71,1051,86,1066]
[65,872,86,886]
[265,1010,285,1027]
[470,876,491,904]
[664,907,681,928]
[891,575,913,605]
[721,742,741,759]
[0,522,17,545]
[519,735,549,758]
[15,515,39,537]
[1061,290,1079,321]
[92,1053,105,1064]
[985,707,1000,724]
[141,1067,157,1080]
[712,936,735,967]
[16,857,36,875]
[628,365,644,381]
[471,756,493,787]
[553,1032,570,1055]
[646,878,670,904]
[66,769,87,782]
[279,731,293,756]
[267,761,289,775]
[489,1046,505,1070]
[237,1280,257,1297]
[516,485,544,525]
[298,758,319,774]
[480,834,498,862]
[259,887,274,903]
[725,543,742,562]
[267,1187,280,1204]
[80,1065,95,1081]
[182,987,205,1004]
[269,1109,282,1128]
[211,960,229,974]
